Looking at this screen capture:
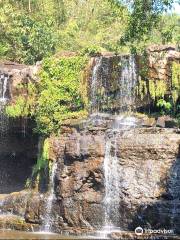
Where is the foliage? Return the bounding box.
[172,61,180,103]
[149,80,167,101]
[137,79,148,100]
[0,0,178,61]
[121,0,175,44]
[80,45,101,57]
[35,56,88,135]
[156,99,172,114]
[33,139,49,175]
[0,5,57,64]
[6,83,37,117]
[6,55,88,136]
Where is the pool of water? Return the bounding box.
[0,230,87,240]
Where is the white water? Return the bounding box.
[103,116,137,233]
[90,55,137,114]
[0,74,9,102]
[42,162,57,232]
[89,56,138,234]
[119,56,137,111]
[90,57,102,113]
[104,131,120,228]
[0,74,9,135]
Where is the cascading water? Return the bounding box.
[104,130,120,228]
[90,57,103,113]
[118,55,137,111]
[0,73,9,102]
[41,162,57,232]
[103,117,137,233]
[90,55,138,235]
[0,73,9,134]
[90,55,137,114]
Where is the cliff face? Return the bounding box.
[0,61,40,101]
[1,124,179,234]
[87,45,180,113]
[1,45,179,113]
[0,46,179,236]
[46,124,180,233]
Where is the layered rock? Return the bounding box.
[87,45,180,113]
[0,120,180,236]
[47,123,180,234]
[0,61,40,101]
[0,45,179,237]
[146,45,180,81]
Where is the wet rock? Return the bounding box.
[47,125,180,234]
[1,124,180,235]
[156,116,178,128]
[0,215,38,232]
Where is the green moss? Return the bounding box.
[6,82,37,118]
[149,80,156,100]
[172,62,180,103]
[32,138,49,177]
[149,79,167,100]
[25,138,50,190]
[156,80,167,98]
[137,78,148,100]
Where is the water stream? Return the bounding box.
[90,55,138,236]
[0,74,9,135]
[90,55,137,113]
[103,117,137,234]
[0,73,9,102]
[42,162,57,232]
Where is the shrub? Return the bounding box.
[6,55,88,136]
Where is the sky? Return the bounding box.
[172,2,180,14]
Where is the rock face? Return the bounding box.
[147,45,180,81]
[0,46,179,236]
[0,61,40,101]
[0,45,179,112]
[46,124,180,234]
[87,45,180,112]
[0,119,180,235]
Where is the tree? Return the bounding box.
[121,0,175,44]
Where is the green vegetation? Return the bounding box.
[32,138,49,177]
[0,6,56,64]
[2,0,180,133]
[156,99,172,115]
[0,0,179,64]
[172,62,180,104]
[25,138,50,189]
[149,80,167,101]
[6,83,37,117]
[36,55,88,135]
[6,55,88,135]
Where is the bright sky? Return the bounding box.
[172,2,180,14]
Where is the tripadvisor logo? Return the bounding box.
[135,226,143,235]
[135,226,174,236]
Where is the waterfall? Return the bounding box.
[42,162,57,232]
[88,55,138,235]
[90,55,137,114]
[103,117,136,234]
[0,74,9,102]
[104,131,120,228]
[0,74,9,135]
[118,55,137,111]
[90,57,102,113]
